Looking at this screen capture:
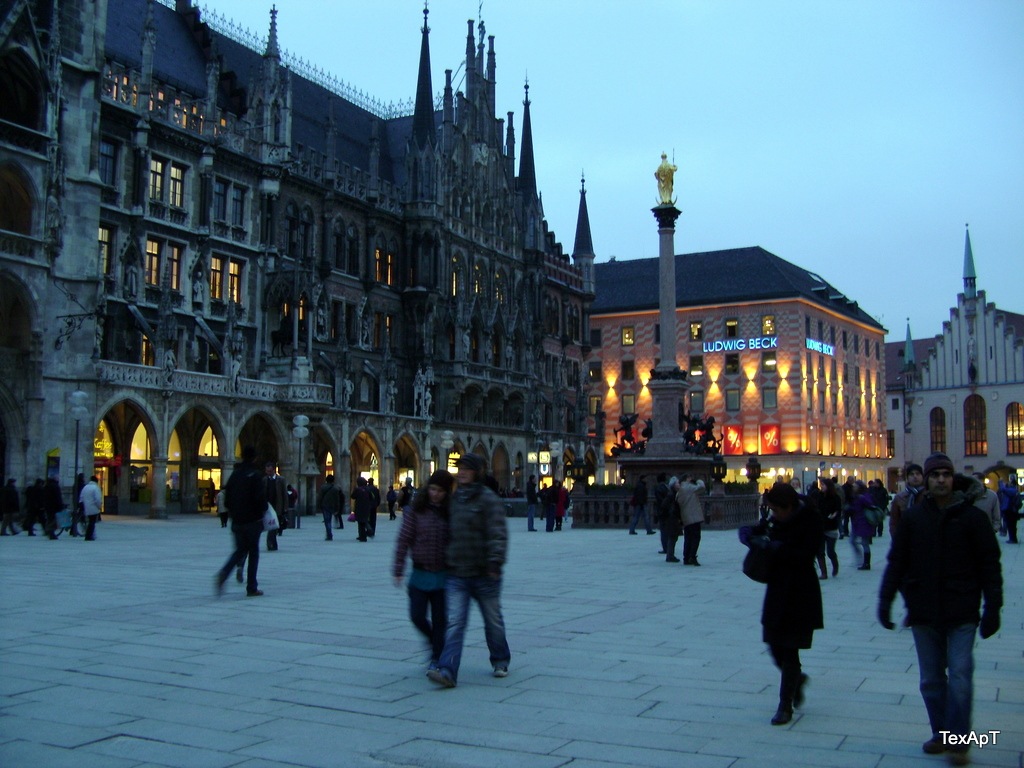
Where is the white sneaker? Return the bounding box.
[492,666,509,678]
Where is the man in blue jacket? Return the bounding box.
[878,452,1002,766]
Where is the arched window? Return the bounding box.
[0,50,43,129]
[1006,402,1024,455]
[964,394,987,456]
[929,407,946,454]
[0,164,33,234]
[333,220,345,270]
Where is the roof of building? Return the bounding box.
[104,0,412,185]
[592,246,885,330]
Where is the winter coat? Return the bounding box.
[79,481,102,517]
[445,481,508,578]
[818,491,842,533]
[888,485,923,537]
[849,492,877,539]
[741,501,824,648]
[317,482,341,515]
[351,486,371,523]
[658,481,681,537]
[880,474,1002,629]
[392,492,450,579]
[676,479,706,526]
[223,461,268,526]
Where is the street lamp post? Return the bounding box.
[292,414,309,528]
[69,390,90,535]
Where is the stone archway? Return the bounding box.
[168,406,226,514]
[95,399,158,515]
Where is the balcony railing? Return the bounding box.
[97,361,333,404]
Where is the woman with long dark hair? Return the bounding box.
[740,483,824,725]
[392,470,454,673]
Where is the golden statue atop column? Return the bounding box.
[654,152,677,205]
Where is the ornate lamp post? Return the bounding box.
[710,454,728,495]
[745,455,762,485]
[69,390,90,482]
[291,414,309,527]
[440,430,455,471]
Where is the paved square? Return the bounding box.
[1,513,1021,767]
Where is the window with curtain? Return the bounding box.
[930,407,946,454]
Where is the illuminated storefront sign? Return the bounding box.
[702,336,778,353]
[759,424,782,455]
[723,425,744,455]
[805,337,835,356]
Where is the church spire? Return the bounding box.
[573,172,596,295]
[963,223,977,300]
[265,5,280,59]
[518,79,536,199]
[573,173,594,258]
[903,318,915,371]
[411,3,435,150]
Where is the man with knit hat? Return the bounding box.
[427,452,511,688]
[878,452,1003,766]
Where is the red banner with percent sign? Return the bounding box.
[722,425,744,455]
[759,424,782,455]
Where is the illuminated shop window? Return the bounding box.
[689,321,703,341]
[726,318,739,338]
[621,326,635,346]
[762,315,775,335]
[761,351,777,373]
[689,355,703,376]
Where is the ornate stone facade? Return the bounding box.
[0,1,592,514]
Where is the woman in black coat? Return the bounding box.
[740,483,824,725]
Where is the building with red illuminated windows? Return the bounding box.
[588,247,888,489]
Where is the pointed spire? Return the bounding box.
[265,5,280,59]
[518,79,537,198]
[412,3,435,150]
[903,318,915,370]
[963,223,977,299]
[573,172,594,257]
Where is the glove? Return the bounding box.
[877,601,895,630]
[980,611,1000,639]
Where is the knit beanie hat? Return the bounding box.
[923,452,955,477]
[427,470,454,493]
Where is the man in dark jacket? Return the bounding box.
[263,461,287,551]
[367,477,381,537]
[351,477,371,541]
[427,453,510,688]
[627,474,654,535]
[878,452,1002,765]
[216,446,268,597]
[317,474,342,541]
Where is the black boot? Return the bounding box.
[831,557,839,577]
[858,552,871,571]
[793,674,809,708]
[771,701,793,725]
[817,555,827,580]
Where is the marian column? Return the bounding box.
[644,153,691,458]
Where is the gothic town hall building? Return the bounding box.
[0,0,594,515]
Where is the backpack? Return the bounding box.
[864,505,885,527]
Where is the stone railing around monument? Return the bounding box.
[571,490,760,530]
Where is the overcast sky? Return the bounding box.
[203,0,1024,341]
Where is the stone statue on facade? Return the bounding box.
[341,375,354,409]
[654,152,677,205]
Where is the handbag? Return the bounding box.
[742,545,772,583]
[262,503,280,532]
[55,509,71,530]
[347,512,357,523]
